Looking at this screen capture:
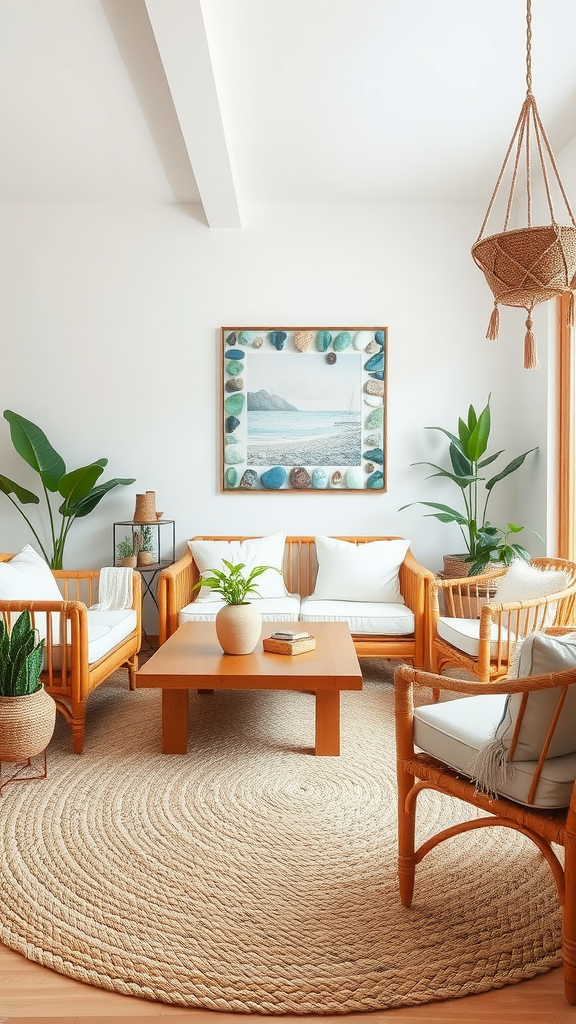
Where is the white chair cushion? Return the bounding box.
[310,535,409,603]
[179,594,301,624]
[299,597,414,635]
[0,545,62,601]
[414,694,576,808]
[189,533,288,602]
[497,631,576,760]
[40,609,138,667]
[436,616,512,658]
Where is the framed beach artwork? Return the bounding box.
[221,327,387,491]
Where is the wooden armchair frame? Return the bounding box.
[430,557,576,684]
[0,556,142,753]
[157,535,434,667]
[395,660,576,1004]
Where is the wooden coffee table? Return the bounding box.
[136,621,362,756]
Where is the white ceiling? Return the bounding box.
[1,0,576,226]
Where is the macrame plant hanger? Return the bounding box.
[471,0,576,369]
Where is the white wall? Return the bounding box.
[0,199,551,625]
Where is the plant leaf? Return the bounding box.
[466,401,490,462]
[60,476,135,518]
[3,410,66,491]
[0,473,40,504]
[477,450,504,469]
[448,442,472,478]
[485,448,538,491]
[58,460,106,502]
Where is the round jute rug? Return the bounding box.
[0,661,561,1014]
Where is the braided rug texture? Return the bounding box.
[0,661,561,1014]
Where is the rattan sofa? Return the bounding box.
[157,535,433,668]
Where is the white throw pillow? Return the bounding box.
[189,533,288,602]
[311,535,409,603]
[493,558,569,605]
[0,544,62,602]
[498,631,576,760]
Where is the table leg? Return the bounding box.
[162,689,189,754]
[315,690,340,755]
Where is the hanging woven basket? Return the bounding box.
[472,1,576,369]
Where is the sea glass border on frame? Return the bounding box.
[221,327,387,492]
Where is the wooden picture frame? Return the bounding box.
[221,327,387,492]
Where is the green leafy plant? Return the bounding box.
[116,536,135,560]
[192,560,281,605]
[399,396,541,575]
[0,610,45,697]
[0,410,135,569]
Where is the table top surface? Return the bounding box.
[136,621,363,690]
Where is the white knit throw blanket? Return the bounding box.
[91,567,134,612]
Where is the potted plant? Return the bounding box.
[0,610,56,763]
[400,396,541,576]
[135,524,155,567]
[116,536,137,569]
[192,560,281,655]
[0,410,135,569]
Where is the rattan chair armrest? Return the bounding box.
[395,662,576,697]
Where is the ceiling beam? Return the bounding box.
[144,0,241,228]
[101,0,200,206]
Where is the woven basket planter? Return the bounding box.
[440,554,499,580]
[471,224,576,309]
[0,688,56,763]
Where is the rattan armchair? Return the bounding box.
[0,555,142,753]
[395,659,576,1004]
[430,557,576,685]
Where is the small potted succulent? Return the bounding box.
[135,524,155,567]
[0,610,57,764]
[192,560,281,655]
[116,536,137,569]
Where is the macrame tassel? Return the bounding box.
[466,738,514,801]
[567,291,575,328]
[524,315,539,369]
[486,303,500,340]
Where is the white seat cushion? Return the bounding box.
[299,597,414,635]
[41,609,138,667]
[437,616,512,658]
[85,610,138,664]
[179,595,301,624]
[413,693,576,808]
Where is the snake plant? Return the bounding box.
[0,410,135,569]
[0,611,45,697]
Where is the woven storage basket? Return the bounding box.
[471,224,576,309]
[0,688,56,763]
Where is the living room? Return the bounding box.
[2,1,576,1020]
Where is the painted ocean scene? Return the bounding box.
[246,352,362,466]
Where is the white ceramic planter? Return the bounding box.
[215,602,262,655]
[0,688,57,763]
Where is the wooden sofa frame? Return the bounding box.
[0,556,142,754]
[157,535,434,667]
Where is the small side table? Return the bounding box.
[113,520,175,650]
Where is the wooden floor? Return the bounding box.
[2,645,576,1023]
[1,944,576,1023]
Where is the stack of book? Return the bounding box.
[262,630,316,656]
